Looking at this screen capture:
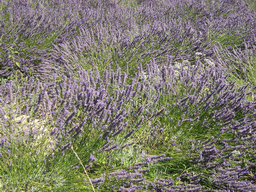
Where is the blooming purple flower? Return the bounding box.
[88,154,97,163]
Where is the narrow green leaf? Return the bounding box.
[15,62,20,68]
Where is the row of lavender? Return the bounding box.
[1,59,256,190]
[0,0,256,191]
[0,0,255,85]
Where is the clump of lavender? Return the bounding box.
[0,56,175,190]
[1,52,256,191]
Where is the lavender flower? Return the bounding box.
[88,154,97,163]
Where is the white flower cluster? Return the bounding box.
[1,101,56,157]
[138,52,216,82]
[174,52,216,76]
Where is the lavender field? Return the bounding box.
[1,0,256,191]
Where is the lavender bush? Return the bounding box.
[0,0,256,191]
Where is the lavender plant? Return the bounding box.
[0,0,256,191]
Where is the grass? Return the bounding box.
[0,0,256,191]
